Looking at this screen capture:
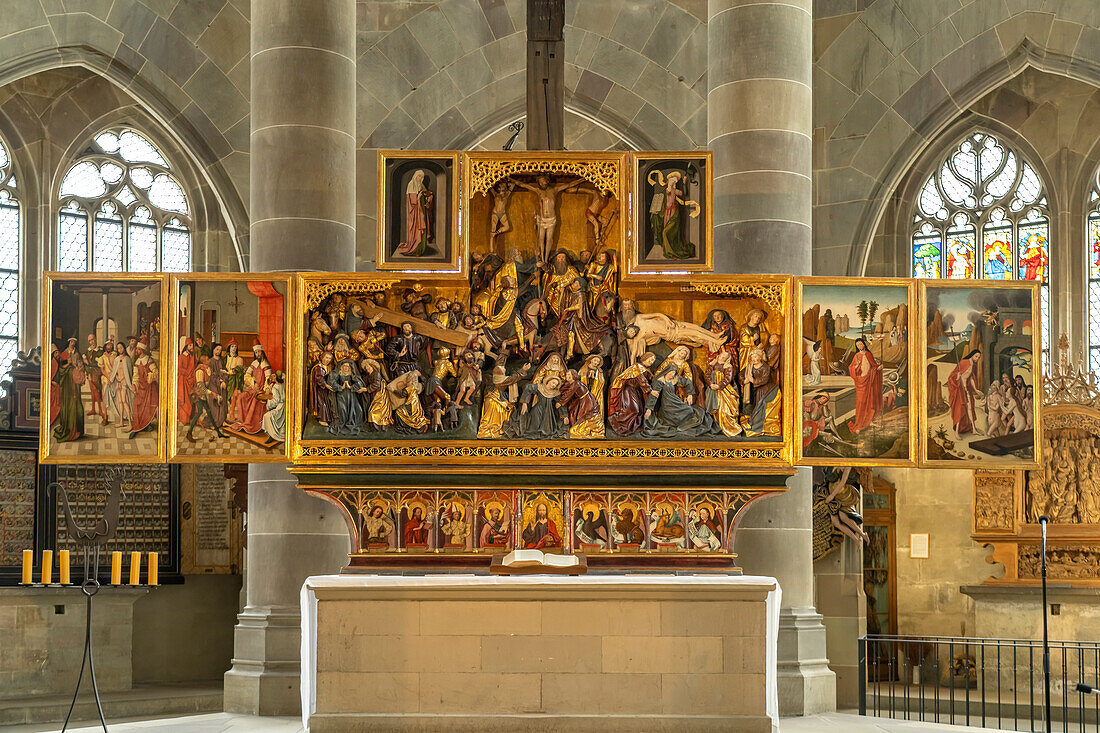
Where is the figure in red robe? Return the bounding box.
[230,345,271,433]
[947,349,983,436]
[177,339,195,425]
[847,338,883,434]
[129,343,158,435]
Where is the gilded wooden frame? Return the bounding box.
[165,273,296,463]
[462,150,627,262]
[376,150,464,276]
[917,278,1042,469]
[40,271,170,464]
[625,151,714,276]
[794,276,918,467]
[288,272,795,469]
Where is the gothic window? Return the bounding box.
[1087,169,1100,373]
[912,131,1050,362]
[57,128,191,273]
[0,136,19,385]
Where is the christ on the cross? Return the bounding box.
[511,175,581,261]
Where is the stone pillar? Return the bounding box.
[223,0,355,716]
[708,0,836,715]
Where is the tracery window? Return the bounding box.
[0,137,19,386]
[911,131,1050,363]
[57,127,191,273]
[1087,170,1100,373]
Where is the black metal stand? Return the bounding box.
[63,545,107,733]
[1039,515,1052,733]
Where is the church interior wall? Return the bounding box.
[875,467,990,638]
[131,573,241,684]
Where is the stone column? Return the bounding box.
[223,0,355,716]
[708,0,836,715]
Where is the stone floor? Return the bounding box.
[2,711,1025,732]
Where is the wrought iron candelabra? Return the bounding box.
[18,468,158,733]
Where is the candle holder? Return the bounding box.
[14,468,160,733]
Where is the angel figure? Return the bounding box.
[804,340,823,386]
[687,507,722,551]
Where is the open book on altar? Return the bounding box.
[491,550,588,575]
[502,550,580,568]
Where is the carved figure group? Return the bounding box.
[1027,435,1100,525]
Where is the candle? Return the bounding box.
[59,550,70,585]
[21,549,32,584]
[110,551,122,585]
[147,552,158,587]
[129,552,141,585]
[41,550,53,585]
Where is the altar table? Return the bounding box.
[301,573,781,732]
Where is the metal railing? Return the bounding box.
[859,634,1100,731]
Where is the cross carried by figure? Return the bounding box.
[351,298,476,351]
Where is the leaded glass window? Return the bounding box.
[911,131,1050,364]
[0,136,19,386]
[1087,170,1100,374]
[57,128,191,272]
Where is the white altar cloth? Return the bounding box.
[301,573,781,732]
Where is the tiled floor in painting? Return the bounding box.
[1,711,1026,732]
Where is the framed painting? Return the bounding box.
[626,151,713,275]
[474,490,514,552]
[918,280,1042,468]
[376,150,462,275]
[795,277,917,466]
[40,272,168,464]
[166,274,294,462]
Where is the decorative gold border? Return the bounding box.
[461,150,627,264]
[917,278,1042,469]
[40,272,170,464]
[165,273,296,463]
[624,151,715,276]
[376,150,464,276]
[794,276,918,467]
[288,273,795,469]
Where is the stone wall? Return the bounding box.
[861,66,1100,362]
[813,0,1100,280]
[876,467,992,637]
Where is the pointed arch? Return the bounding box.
[0,130,19,384]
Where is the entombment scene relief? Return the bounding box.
[1025,433,1100,525]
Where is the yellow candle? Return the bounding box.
[129,552,141,585]
[59,550,70,585]
[110,551,122,585]
[41,550,53,585]
[147,552,158,587]
[21,550,32,584]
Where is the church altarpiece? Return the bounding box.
[33,152,1050,571]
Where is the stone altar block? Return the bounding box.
[301,574,780,732]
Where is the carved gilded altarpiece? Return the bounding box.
[972,337,1100,586]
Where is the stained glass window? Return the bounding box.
[57,127,191,272]
[0,136,19,387]
[1087,172,1100,374]
[911,131,1050,363]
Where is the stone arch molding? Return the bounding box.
[0,6,250,270]
[357,0,707,152]
[811,0,1100,276]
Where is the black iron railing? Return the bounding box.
[859,634,1100,731]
